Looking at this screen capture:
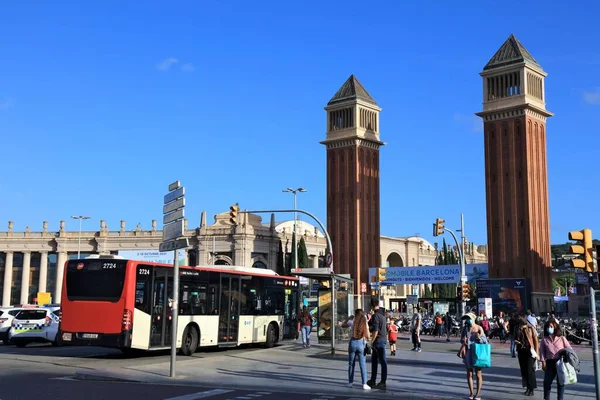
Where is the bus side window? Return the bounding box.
[135,281,150,314]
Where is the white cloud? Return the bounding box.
[453,113,483,133]
[583,88,600,105]
[181,63,196,72]
[156,57,179,71]
[0,98,14,110]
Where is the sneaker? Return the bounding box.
[347,383,353,388]
[302,344,306,348]
[366,380,375,388]
[362,384,371,390]
[417,348,422,352]
[375,382,387,390]
[411,348,417,351]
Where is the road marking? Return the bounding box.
[163,389,234,400]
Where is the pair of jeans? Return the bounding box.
[510,335,516,356]
[518,348,537,390]
[544,359,565,400]
[412,332,421,348]
[301,325,311,345]
[370,341,388,384]
[348,339,367,384]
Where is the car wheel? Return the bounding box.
[180,326,199,356]
[15,340,27,348]
[264,323,276,348]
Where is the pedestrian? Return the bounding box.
[297,305,313,348]
[509,314,519,358]
[445,311,453,342]
[458,312,487,400]
[516,313,539,396]
[410,307,422,352]
[526,309,537,328]
[366,297,388,390]
[540,319,572,400]
[480,315,490,336]
[388,317,398,356]
[347,309,371,390]
[435,312,443,338]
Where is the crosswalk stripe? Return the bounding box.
[163,389,234,400]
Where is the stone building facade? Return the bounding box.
[0,215,488,307]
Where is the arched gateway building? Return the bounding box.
[0,216,487,307]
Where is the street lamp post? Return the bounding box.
[71,216,91,259]
[283,188,306,270]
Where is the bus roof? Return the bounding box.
[77,257,298,279]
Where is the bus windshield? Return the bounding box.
[65,259,127,302]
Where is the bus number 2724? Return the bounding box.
[138,269,150,275]
[103,263,118,269]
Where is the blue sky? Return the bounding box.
[1,1,599,247]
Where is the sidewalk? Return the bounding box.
[75,341,597,400]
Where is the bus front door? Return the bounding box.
[150,268,173,347]
[218,275,240,345]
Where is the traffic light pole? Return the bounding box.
[588,278,600,400]
[443,227,466,318]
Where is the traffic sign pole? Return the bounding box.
[161,181,188,379]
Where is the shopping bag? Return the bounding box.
[471,343,492,368]
[557,359,578,385]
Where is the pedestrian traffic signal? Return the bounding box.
[462,283,471,300]
[229,204,239,225]
[433,218,445,237]
[568,228,594,273]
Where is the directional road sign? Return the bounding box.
[159,238,189,252]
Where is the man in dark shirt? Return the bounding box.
[367,297,388,390]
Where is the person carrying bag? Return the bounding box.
[459,312,490,400]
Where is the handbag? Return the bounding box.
[557,359,577,385]
[471,343,492,368]
[364,340,372,356]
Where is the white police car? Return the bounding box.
[9,306,61,347]
[0,307,26,345]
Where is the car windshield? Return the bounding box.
[15,310,47,320]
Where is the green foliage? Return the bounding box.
[431,238,458,299]
[298,237,309,269]
[276,240,285,275]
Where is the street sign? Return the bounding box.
[163,198,185,214]
[163,209,185,225]
[360,282,367,293]
[325,253,332,266]
[164,187,185,205]
[163,219,184,242]
[168,181,181,191]
[159,238,189,252]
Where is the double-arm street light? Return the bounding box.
[282,188,306,270]
[71,215,91,259]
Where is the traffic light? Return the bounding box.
[462,283,471,300]
[229,203,239,225]
[433,218,445,237]
[377,267,387,282]
[456,285,461,299]
[568,228,594,273]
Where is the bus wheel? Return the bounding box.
[264,323,276,348]
[180,325,199,356]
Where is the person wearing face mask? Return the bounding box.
[515,312,539,396]
[539,320,572,400]
[458,312,488,400]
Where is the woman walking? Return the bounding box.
[516,313,539,396]
[347,309,371,390]
[540,320,572,400]
[458,312,487,400]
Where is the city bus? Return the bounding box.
[58,255,300,355]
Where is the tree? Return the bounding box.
[298,237,309,268]
[276,240,285,275]
[432,238,459,299]
[424,285,432,298]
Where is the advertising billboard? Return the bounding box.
[476,278,531,315]
[117,249,186,265]
[368,263,489,286]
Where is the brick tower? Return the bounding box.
[321,75,383,294]
[476,35,554,312]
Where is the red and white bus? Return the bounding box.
[59,255,300,354]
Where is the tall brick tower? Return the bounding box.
[321,75,383,294]
[476,35,554,312]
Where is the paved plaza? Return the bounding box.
[0,334,595,399]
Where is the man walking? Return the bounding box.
[367,298,388,390]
